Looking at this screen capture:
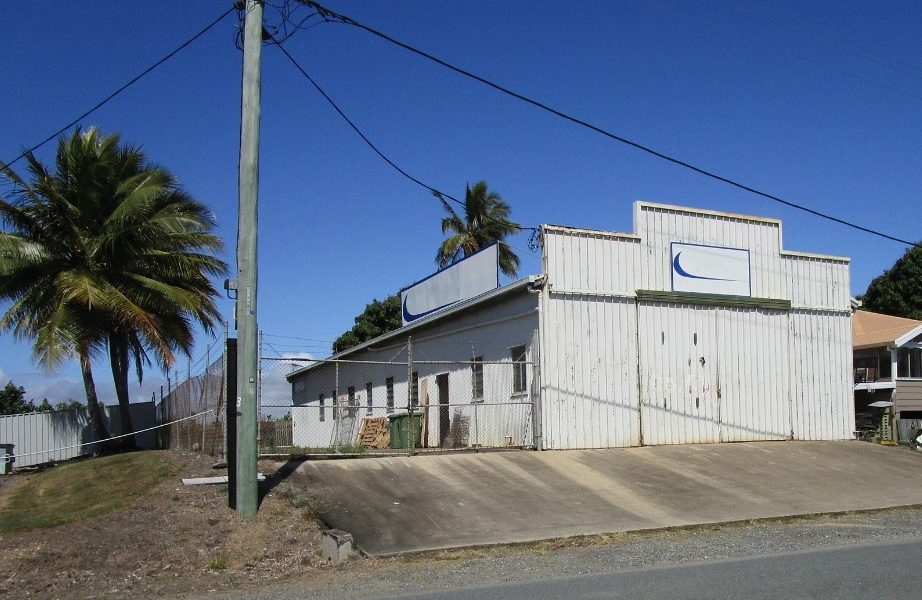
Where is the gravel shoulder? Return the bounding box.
[199,506,922,600]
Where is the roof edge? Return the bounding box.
[286,276,539,381]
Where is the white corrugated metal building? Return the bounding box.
[288,201,854,450]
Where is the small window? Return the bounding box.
[471,356,484,400]
[366,382,373,415]
[294,381,305,393]
[386,377,395,412]
[348,386,357,417]
[319,393,325,422]
[332,389,337,420]
[411,371,419,407]
[898,348,922,378]
[511,345,528,394]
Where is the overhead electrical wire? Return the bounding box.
[3,5,236,167]
[271,39,538,238]
[297,0,917,248]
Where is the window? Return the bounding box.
[294,381,305,393]
[366,382,373,415]
[471,356,484,400]
[386,377,394,412]
[318,393,325,422]
[332,389,337,420]
[899,348,922,378]
[411,371,419,407]
[511,345,528,394]
[348,386,357,417]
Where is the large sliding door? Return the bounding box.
[638,303,720,445]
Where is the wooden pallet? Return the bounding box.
[357,417,391,449]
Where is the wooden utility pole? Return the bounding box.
[235,0,263,517]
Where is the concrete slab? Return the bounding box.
[289,441,922,556]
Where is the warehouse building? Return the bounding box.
[288,201,854,450]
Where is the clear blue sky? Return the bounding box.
[2,0,920,404]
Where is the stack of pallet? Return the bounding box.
[357,417,390,449]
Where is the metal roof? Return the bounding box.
[286,276,540,381]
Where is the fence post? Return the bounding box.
[204,344,211,454]
[407,336,414,454]
[334,360,340,454]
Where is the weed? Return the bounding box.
[208,556,228,570]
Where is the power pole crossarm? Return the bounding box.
[235,0,263,518]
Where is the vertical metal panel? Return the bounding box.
[782,255,850,310]
[541,293,640,449]
[638,302,719,445]
[789,309,854,440]
[634,205,786,298]
[716,308,791,441]
[0,403,155,470]
[543,226,641,294]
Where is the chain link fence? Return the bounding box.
[155,335,537,458]
[265,355,536,454]
[155,345,227,457]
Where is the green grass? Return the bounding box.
[0,451,173,533]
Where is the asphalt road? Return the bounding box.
[384,537,922,599]
[206,508,922,600]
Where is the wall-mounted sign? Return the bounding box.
[400,244,499,326]
[670,242,751,297]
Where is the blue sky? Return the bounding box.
[2,0,920,404]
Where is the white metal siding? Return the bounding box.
[0,402,156,469]
[634,205,785,298]
[783,255,850,310]
[539,203,853,450]
[541,293,640,449]
[543,226,640,294]
[789,309,854,440]
[638,303,719,445]
[716,308,791,441]
[291,291,539,449]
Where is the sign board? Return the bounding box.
[670,242,751,297]
[400,244,499,326]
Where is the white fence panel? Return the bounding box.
[0,402,156,470]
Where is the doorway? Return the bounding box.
[436,373,450,447]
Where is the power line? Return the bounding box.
[270,39,537,236]
[3,5,235,167]
[300,0,918,248]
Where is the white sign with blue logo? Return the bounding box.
[400,244,500,326]
[670,242,751,297]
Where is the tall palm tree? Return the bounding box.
[435,181,521,278]
[0,128,226,446]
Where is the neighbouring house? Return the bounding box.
[288,201,855,450]
[852,310,922,442]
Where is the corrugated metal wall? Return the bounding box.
[539,203,853,450]
[541,293,640,449]
[789,309,854,440]
[637,302,719,445]
[716,308,791,442]
[0,402,157,469]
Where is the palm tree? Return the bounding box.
[0,128,226,446]
[435,181,521,278]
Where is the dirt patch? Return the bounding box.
[0,451,338,599]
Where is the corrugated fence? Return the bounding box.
[0,402,156,470]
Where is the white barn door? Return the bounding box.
[715,308,792,442]
[638,303,720,445]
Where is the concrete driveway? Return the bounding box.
[289,442,922,556]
